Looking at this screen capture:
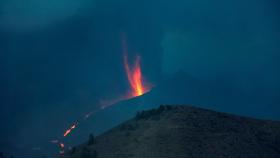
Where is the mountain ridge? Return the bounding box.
[62,105,280,158]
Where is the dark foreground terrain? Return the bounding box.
[62,105,280,158]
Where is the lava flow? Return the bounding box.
[63,123,77,137]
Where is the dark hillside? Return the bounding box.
[62,105,280,158]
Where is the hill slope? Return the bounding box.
[63,105,280,158]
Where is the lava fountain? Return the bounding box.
[124,55,149,97]
[122,36,151,98]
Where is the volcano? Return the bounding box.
[72,72,280,142]
[62,105,280,158]
[13,72,279,158]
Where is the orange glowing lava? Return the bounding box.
[60,143,65,148]
[63,124,77,137]
[122,35,151,97]
[124,55,148,97]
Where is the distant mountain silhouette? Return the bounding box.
[62,105,280,158]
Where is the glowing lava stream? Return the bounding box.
[63,123,77,137]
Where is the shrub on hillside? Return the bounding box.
[87,134,95,146]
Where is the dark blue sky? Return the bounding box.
[0,0,279,157]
